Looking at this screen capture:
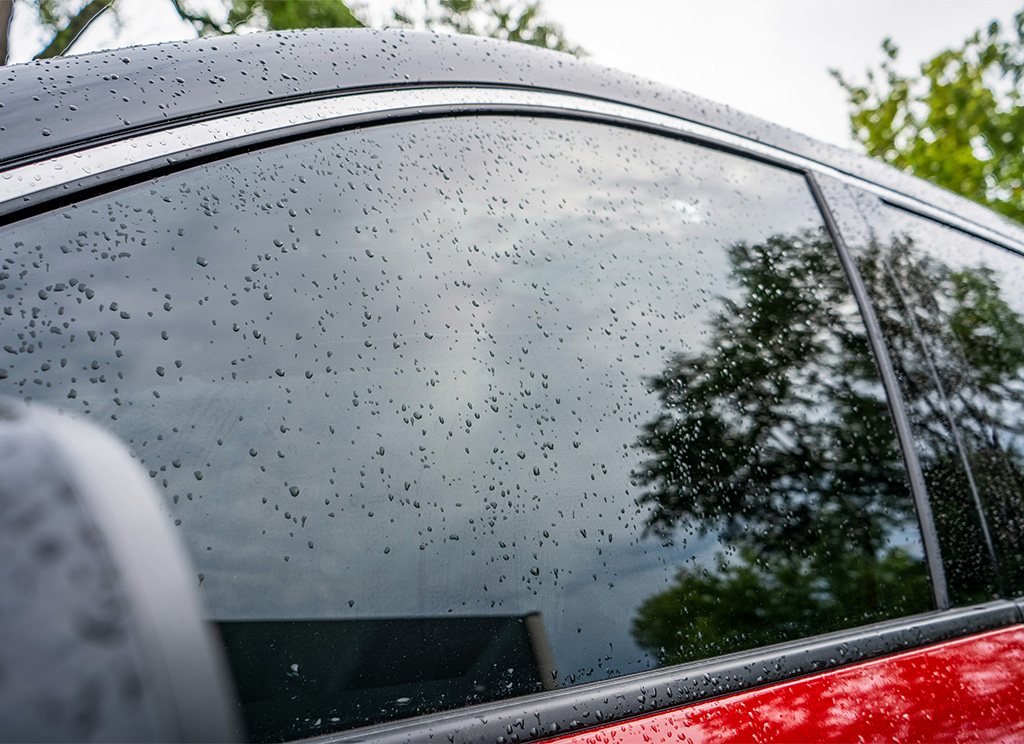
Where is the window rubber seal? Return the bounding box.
[313,601,1018,744]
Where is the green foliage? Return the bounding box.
[169,0,362,36]
[393,0,582,55]
[833,12,1024,224]
[10,0,579,63]
[29,0,116,59]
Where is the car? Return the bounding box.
[2,27,1024,744]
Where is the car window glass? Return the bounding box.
[820,179,1024,603]
[0,116,931,741]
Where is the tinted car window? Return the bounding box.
[0,116,930,741]
[821,180,1024,603]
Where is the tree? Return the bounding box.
[833,12,1024,225]
[166,0,362,37]
[2,0,579,65]
[393,0,581,55]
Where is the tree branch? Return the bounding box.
[34,0,112,59]
[167,0,227,36]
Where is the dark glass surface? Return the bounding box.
[0,117,929,741]
[821,178,1024,603]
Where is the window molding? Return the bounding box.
[2,86,1022,260]
[806,173,949,610]
[315,601,1020,744]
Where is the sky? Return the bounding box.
[7,0,1024,147]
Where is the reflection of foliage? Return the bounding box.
[951,267,1024,387]
[630,227,932,662]
[633,547,926,665]
[635,228,911,554]
[863,237,1024,435]
[855,235,1024,598]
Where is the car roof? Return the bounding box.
[2,27,1022,244]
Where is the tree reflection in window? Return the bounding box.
[853,228,1024,602]
[631,228,932,664]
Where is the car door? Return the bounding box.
[2,82,1023,743]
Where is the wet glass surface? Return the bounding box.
[821,179,1024,603]
[0,117,930,741]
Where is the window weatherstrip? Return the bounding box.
[317,601,1017,744]
[1,86,1023,258]
[806,173,949,610]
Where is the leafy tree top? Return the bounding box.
[833,11,1024,225]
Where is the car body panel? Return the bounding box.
[548,626,1024,744]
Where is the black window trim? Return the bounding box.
[316,600,1020,744]
[806,174,950,610]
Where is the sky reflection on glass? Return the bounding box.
[0,117,929,718]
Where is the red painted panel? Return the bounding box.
[549,626,1024,743]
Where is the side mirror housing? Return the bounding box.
[0,400,241,742]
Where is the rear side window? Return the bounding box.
[0,116,930,741]
[825,192,1024,603]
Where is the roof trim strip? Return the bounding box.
[1,85,1021,253]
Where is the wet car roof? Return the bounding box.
[1,27,1021,243]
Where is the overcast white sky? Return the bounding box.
[7,0,1023,147]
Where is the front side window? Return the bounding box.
[0,115,930,741]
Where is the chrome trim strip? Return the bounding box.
[2,86,1022,253]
